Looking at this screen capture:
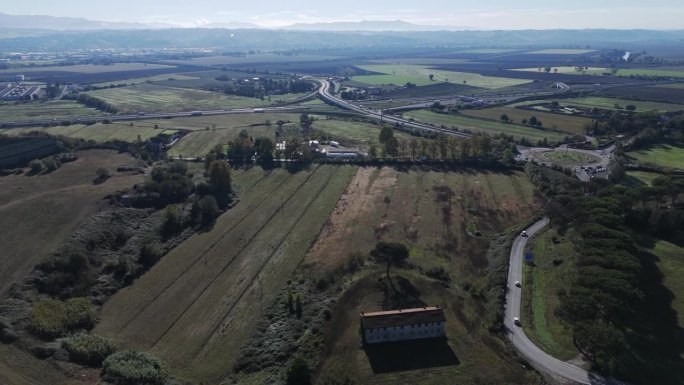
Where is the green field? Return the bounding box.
[313,118,414,146]
[0,63,174,74]
[0,100,102,121]
[87,84,307,113]
[650,241,684,327]
[627,144,684,170]
[93,73,200,87]
[354,64,532,89]
[624,171,665,186]
[95,165,356,384]
[461,106,593,135]
[617,69,684,78]
[403,110,568,143]
[522,228,579,360]
[527,49,596,54]
[559,97,684,113]
[538,150,601,166]
[656,83,684,89]
[513,66,608,75]
[306,167,543,384]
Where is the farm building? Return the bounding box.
[360,306,446,344]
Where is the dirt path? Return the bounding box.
[304,167,398,271]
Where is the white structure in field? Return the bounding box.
[360,306,446,344]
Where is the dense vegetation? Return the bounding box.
[526,163,684,384]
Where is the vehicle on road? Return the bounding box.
[514,317,521,326]
[515,281,521,287]
[520,231,528,237]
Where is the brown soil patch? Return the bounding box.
[304,167,397,271]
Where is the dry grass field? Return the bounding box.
[0,150,144,296]
[461,107,593,135]
[304,166,544,384]
[95,165,356,384]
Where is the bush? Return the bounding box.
[198,195,219,225]
[139,242,162,269]
[285,356,311,385]
[29,298,96,340]
[425,266,451,282]
[102,350,168,385]
[62,334,118,367]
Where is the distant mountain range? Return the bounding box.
[0,13,259,30]
[280,20,474,32]
[0,13,472,32]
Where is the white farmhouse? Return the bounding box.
[360,306,446,344]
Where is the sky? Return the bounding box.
[2,0,683,29]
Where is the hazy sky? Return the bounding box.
[2,0,683,29]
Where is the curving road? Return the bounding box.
[316,79,471,138]
[506,218,629,385]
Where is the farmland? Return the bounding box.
[0,150,145,295]
[616,69,684,78]
[402,110,568,143]
[86,84,309,113]
[0,63,175,75]
[513,66,608,75]
[627,144,684,170]
[0,100,101,121]
[527,49,596,54]
[557,96,684,112]
[354,64,532,89]
[95,165,356,384]
[92,73,200,87]
[304,166,543,384]
[461,107,593,135]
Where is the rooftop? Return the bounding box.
[361,306,445,329]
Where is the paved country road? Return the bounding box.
[505,218,631,385]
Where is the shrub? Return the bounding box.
[62,334,118,367]
[425,266,451,282]
[102,350,168,385]
[29,297,96,340]
[285,356,311,385]
[198,195,219,225]
[139,242,162,269]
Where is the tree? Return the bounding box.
[208,160,232,207]
[378,126,394,144]
[198,195,219,226]
[429,74,434,81]
[370,241,409,291]
[500,114,510,123]
[255,137,275,164]
[384,137,399,158]
[295,294,303,318]
[286,356,311,385]
[368,144,378,160]
[409,138,418,159]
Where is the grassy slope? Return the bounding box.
[627,144,684,170]
[650,241,684,327]
[95,165,356,384]
[0,150,144,296]
[522,228,579,360]
[625,171,664,186]
[354,64,532,89]
[403,110,567,143]
[461,107,592,135]
[307,167,543,384]
[0,344,86,385]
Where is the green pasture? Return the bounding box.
[627,144,684,170]
[560,97,684,112]
[461,106,592,135]
[354,64,532,89]
[403,110,568,143]
[86,84,307,113]
[0,100,101,121]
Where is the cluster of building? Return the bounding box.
[1,82,39,101]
